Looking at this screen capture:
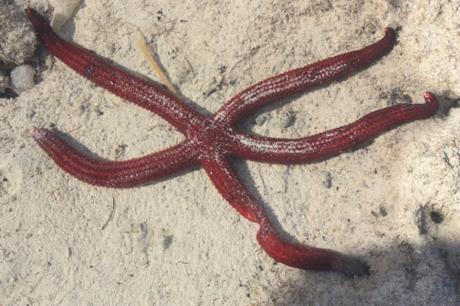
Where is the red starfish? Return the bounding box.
[26,8,439,276]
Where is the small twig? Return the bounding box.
[135,30,177,94]
[101,196,115,230]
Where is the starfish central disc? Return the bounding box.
[191,119,232,159]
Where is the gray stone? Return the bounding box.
[10,64,35,93]
[0,2,37,65]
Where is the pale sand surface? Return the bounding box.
[1,1,459,305]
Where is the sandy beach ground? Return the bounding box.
[1,1,459,305]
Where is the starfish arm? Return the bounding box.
[230,92,439,163]
[215,28,396,126]
[25,8,205,134]
[201,155,368,276]
[32,128,197,187]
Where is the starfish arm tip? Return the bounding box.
[25,7,48,33]
[422,91,439,110]
[383,27,397,44]
[24,7,34,16]
[31,127,49,142]
[384,27,395,35]
[423,91,434,99]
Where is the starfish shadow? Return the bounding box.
[265,239,460,304]
[230,158,336,255]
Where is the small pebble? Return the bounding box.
[254,113,270,126]
[271,110,296,129]
[11,65,35,93]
